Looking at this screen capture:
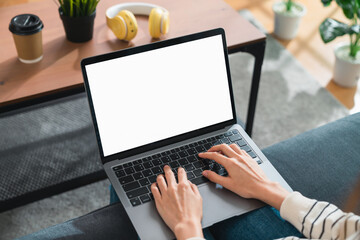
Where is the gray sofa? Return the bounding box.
[20,113,360,239]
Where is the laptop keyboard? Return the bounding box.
[112,129,262,207]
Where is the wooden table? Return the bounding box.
[0,0,266,135]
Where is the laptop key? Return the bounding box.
[118,175,134,184]
[241,145,252,152]
[152,159,162,166]
[169,153,180,160]
[134,164,144,172]
[225,132,232,137]
[187,156,197,163]
[187,172,195,180]
[229,134,241,142]
[113,165,123,171]
[115,170,125,178]
[232,129,239,134]
[195,146,205,152]
[140,194,151,203]
[125,167,135,175]
[139,178,150,186]
[178,151,188,158]
[123,162,133,168]
[222,138,231,144]
[143,162,154,169]
[204,143,212,150]
[169,161,180,168]
[193,169,203,177]
[187,148,197,155]
[151,166,162,175]
[148,175,157,183]
[161,156,171,163]
[130,197,141,207]
[193,161,204,169]
[133,172,144,180]
[191,176,209,185]
[142,169,153,177]
[123,181,140,192]
[178,158,189,165]
[184,164,195,172]
[127,187,149,199]
[236,139,247,147]
[248,151,257,158]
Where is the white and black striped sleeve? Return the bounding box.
[279,192,360,240]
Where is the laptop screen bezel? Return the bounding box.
[81,28,237,164]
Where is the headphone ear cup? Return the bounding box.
[107,15,127,40]
[117,10,138,41]
[161,11,169,35]
[149,8,164,39]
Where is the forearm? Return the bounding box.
[280,192,360,239]
[256,180,290,210]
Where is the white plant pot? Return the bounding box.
[273,1,306,40]
[334,42,360,88]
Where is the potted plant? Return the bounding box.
[320,0,360,87]
[273,0,307,40]
[58,0,100,43]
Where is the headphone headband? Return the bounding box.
[106,2,168,19]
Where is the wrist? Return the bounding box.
[257,180,290,210]
[174,219,203,240]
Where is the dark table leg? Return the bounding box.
[229,40,266,137]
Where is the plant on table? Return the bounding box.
[319,0,360,58]
[58,0,100,17]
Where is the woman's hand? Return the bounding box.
[151,165,204,240]
[199,144,290,210]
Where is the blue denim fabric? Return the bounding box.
[109,185,302,240]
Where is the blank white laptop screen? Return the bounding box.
[85,34,233,157]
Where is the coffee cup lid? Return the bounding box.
[9,14,44,35]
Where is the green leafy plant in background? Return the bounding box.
[286,0,294,12]
[58,0,100,17]
[319,0,360,58]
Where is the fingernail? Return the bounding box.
[202,171,208,177]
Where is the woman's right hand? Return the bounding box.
[198,144,290,210]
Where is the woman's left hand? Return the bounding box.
[151,165,203,240]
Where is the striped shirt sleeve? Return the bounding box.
[278,192,360,240]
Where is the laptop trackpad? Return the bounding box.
[199,182,264,228]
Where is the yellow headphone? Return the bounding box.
[106,2,170,41]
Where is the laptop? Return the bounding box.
[81,28,292,240]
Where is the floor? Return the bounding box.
[225,0,360,113]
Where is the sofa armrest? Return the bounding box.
[263,112,360,208]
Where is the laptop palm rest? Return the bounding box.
[128,182,264,240]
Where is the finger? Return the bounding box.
[198,151,232,168]
[207,144,238,158]
[156,174,167,193]
[164,165,176,187]
[151,183,161,200]
[202,170,229,187]
[177,167,188,184]
[190,181,201,196]
[229,143,242,155]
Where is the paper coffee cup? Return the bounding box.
[9,14,44,64]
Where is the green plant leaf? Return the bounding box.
[335,0,355,19]
[58,0,98,16]
[321,0,333,6]
[351,24,360,33]
[319,18,351,43]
